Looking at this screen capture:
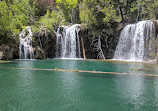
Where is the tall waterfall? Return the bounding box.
[114,20,156,61]
[56,24,81,58]
[19,26,34,59]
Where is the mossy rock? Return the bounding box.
[0,61,10,63]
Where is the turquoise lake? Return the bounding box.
[0,59,158,111]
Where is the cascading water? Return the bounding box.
[114,20,156,61]
[19,26,34,59]
[56,24,81,58]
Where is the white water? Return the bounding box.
[114,20,156,61]
[19,26,34,59]
[56,24,81,58]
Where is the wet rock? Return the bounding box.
[0,45,14,60]
[33,30,56,59]
[0,51,3,59]
[34,46,46,59]
[80,23,124,59]
[0,37,19,60]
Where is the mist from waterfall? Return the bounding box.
[56,24,81,58]
[114,20,156,61]
[19,26,34,59]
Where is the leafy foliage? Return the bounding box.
[79,0,119,31]
[0,0,158,40]
[0,0,39,36]
[38,9,65,31]
[0,1,12,36]
[56,0,78,23]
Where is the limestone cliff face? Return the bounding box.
[37,0,56,9]
[0,22,157,64]
[0,38,19,60]
[0,23,123,60]
[0,30,56,60]
[33,30,56,59]
[80,23,123,59]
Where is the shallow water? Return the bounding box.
[0,59,158,111]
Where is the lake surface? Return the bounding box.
[0,59,158,111]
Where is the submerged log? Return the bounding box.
[0,67,157,77]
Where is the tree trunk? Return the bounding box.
[81,37,86,59]
[119,7,124,22]
[136,7,140,22]
[157,50,158,64]
[118,0,124,22]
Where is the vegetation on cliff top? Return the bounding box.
[0,0,158,42]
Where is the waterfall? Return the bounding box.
[19,26,34,59]
[56,24,81,58]
[114,20,156,61]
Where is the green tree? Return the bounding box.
[11,0,39,25]
[1,0,40,34]
[130,0,158,22]
[79,0,97,26]
[56,0,78,23]
[100,0,118,23]
[38,10,65,31]
[0,0,41,43]
[0,1,12,37]
[79,0,120,29]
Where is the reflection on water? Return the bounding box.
[111,61,158,110]
[58,60,84,108]
[17,61,38,110]
[114,75,145,110]
[17,61,35,89]
[0,59,158,111]
[110,61,158,74]
[154,79,158,105]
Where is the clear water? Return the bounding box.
[0,59,158,111]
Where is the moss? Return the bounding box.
[130,68,151,71]
[54,67,59,70]
[0,61,10,63]
[31,25,40,33]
